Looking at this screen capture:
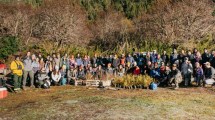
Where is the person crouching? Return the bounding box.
[169,64,182,89]
[51,66,61,86]
[36,67,51,89]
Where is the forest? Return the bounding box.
[0,0,215,59]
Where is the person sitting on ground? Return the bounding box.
[203,62,215,86]
[10,55,24,91]
[150,63,160,80]
[95,65,104,80]
[76,65,86,80]
[85,64,93,75]
[160,65,171,86]
[195,62,204,87]
[67,66,77,85]
[133,64,141,75]
[125,62,132,74]
[144,61,154,75]
[36,67,50,89]
[51,66,61,86]
[60,65,67,85]
[106,63,114,75]
[159,62,166,81]
[169,64,182,89]
[118,65,125,77]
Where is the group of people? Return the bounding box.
[0,48,215,91]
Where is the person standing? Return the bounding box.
[10,55,24,91]
[170,49,178,66]
[126,54,135,66]
[150,50,157,64]
[202,48,210,64]
[195,62,203,87]
[23,52,35,90]
[181,57,193,87]
[55,53,61,68]
[112,55,120,76]
[161,51,169,65]
[76,54,83,67]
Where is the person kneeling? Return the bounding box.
[169,64,182,89]
[36,68,51,89]
[51,66,61,86]
[203,62,215,87]
[75,66,86,86]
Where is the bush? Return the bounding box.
[113,74,153,89]
[0,36,20,59]
[212,10,215,16]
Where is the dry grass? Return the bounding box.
[0,86,215,120]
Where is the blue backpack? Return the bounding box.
[150,82,157,90]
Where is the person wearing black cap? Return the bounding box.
[181,57,193,87]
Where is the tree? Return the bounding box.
[0,36,20,59]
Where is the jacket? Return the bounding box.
[181,62,193,75]
[23,57,33,71]
[10,60,24,76]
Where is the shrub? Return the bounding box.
[0,36,20,59]
[212,10,215,16]
[113,74,153,89]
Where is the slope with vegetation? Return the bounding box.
[0,0,215,60]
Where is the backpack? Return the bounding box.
[150,82,157,90]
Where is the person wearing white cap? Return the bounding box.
[51,65,61,86]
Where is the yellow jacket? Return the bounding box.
[10,60,24,76]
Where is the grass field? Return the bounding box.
[1,86,215,120]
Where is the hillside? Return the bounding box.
[0,0,215,58]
